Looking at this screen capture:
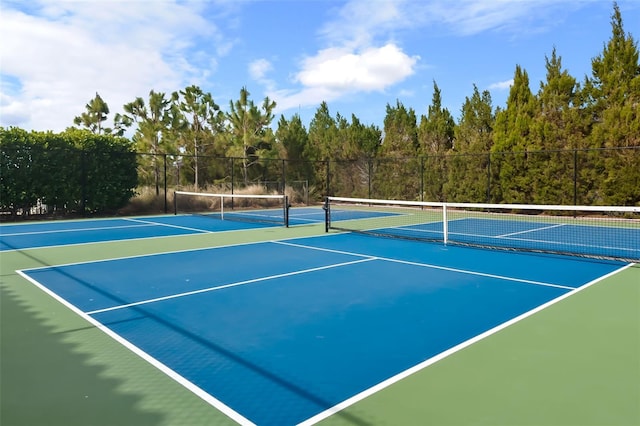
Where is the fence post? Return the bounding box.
[486,153,491,203]
[231,157,235,194]
[573,149,578,206]
[163,154,167,213]
[420,158,425,202]
[282,159,286,195]
[368,158,373,199]
[81,148,87,216]
[325,160,330,197]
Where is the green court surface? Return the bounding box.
[1,222,639,426]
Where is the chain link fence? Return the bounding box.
[3,146,638,219]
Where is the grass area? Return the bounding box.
[1,222,638,426]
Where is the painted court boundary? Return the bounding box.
[298,262,635,425]
[15,268,257,426]
[273,240,575,290]
[0,216,281,253]
[13,235,634,426]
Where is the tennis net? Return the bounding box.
[175,191,289,227]
[324,196,640,262]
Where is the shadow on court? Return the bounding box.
[0,282,165,426]
[2,243,376,425]
[0,244,232,426]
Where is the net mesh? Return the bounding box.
[175,191,289,226]
[325,196,640,262]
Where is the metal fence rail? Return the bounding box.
[2,146,638,219]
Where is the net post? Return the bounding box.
[323,197,330,233]
[442,204,448,245]
[284,195,290,227]
[220,195,224,220]
[173,191,178,215]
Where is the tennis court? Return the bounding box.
[1,199,639,425]
[0,205,391,252]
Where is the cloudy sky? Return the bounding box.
[1,0,638,133]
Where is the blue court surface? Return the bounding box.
[0,216,272,251]
[18,232,627,426]
[0,207,389,251]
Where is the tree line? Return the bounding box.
[1,3,638,214]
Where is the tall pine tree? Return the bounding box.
[418,81,456,201]
[446,85,494,202]
[275,114,313,200]
[375,101,420,199]
[583,2,640,205]
[530,48,581,204]
[492,65,538,203]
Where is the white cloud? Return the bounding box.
[249,58,277,93]
[272,44,418,114]
[425,0,553,36]
[0,0,598,130]
[488,79,514,91]
[0,92,30,127]
[269,0,568,116]
[249,59,273,81]
[270,0,421,115]
[319,0,408,47]
[297,44,418,92]
[0,1,226,132]
[398,89,415,98]
[320,0,580,40]
[270,86,341,114]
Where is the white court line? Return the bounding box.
[273,240,575,290]
[290,211,324,217]
[298,262,635,426]
[0,222,155,236]
[16,231,635,425]
[292,217,323,223]
[124,217,213,233]
[85,257,376,315]
[0,218,265,254]
[360,217,467,235]
[18,237,287,270]
[15,269,258,426]
[493,233,638,253]
[397,226,637,254]
[497,223,566,238]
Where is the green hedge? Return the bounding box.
[0,127,137,217]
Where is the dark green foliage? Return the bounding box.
[277,114,316,196]
[528,49,581,205]
[0,128,137,217]
[0,128,41,215]
[419,82,456,201]
[373,101,421,199]
[491,65,538,203]
[583,3,640,205]
[445,85,494,202]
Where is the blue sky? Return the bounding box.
[1,0,638,133]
